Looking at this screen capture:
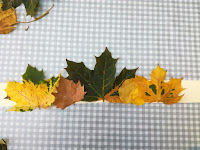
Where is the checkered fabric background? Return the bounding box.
[0,0,200,149]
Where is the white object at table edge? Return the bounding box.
[0,80,199,107]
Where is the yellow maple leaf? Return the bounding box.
[119,65,184,105]
[5,77,60,112]
[0,7,18,34]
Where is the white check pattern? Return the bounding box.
[0,0,200,149]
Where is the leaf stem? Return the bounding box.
[22,12,29,31]
[19,4,54,24]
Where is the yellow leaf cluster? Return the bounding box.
[5,77,60,112]
[0,7,18,34]
[110,65,184,105]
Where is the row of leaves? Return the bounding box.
[4,48,184,112]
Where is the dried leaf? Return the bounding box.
[0,139,7,150]
[118,78,145,105]
[22,0,39,17]
[113,67,138,88]
[5,65,60,112]
[5,78,59,112]
[105,67,138,103]
[0,7,18,34]
[2,0,22,10]
[66,48,117,101]
[119,65,184,105]
[2,0,39,17]
[52,76,86,109]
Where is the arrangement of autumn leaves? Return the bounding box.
[3,48,184,112]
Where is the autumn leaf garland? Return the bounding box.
[4,48,184,112]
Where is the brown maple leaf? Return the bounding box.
[0,7,18,34]
[52,76,86,109]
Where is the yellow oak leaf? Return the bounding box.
[5,77,60,112]
[119,65,184,105]
[0,7,18,34]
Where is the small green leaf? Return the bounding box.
[0,139,7,150]
[66,47,117,101]
[22,65,45,85]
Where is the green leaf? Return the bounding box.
[0,139,7,150]
[113,67,138,88]
[66,47,118,101]
[2,0,39,16]
[22,64,45,85]
[2,0,22,10]
[22,0,39,17]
